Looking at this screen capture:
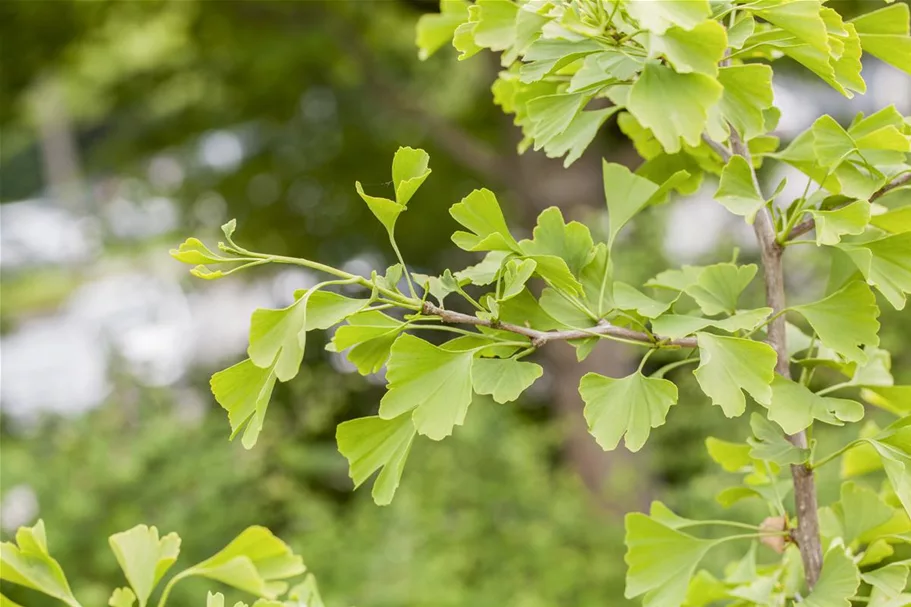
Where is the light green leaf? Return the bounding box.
[450,188,522,253]
[499,258,537,301]
[751,0,829,52]
[456,250,510,286]
[336,413,415,505]
[716,64,775,141]
[626,0,710,34]
[0,521,81,607]
[527,93,587,150]
[810,201,871,246]
[108,525,181,607]
[850,4,911,76]
[694,334,776,417]
[169,237,234,265]
[602,160,689,247]
[471,0,518,52]
[210,359,277,449]
[649,20,727,76]
[627,62,723,153]
[651,309,772,340]
[803,546,861,607]
[862,386,911,416]
[108,588,135,607]
[685,263,757,316]
[813,115,858,168]
[624,512,715,607]
[185,527,305,599]
[613,283,672,319]
[523,254,583,295]
[579,371,678,452]
[793,281,880,363]
[355,182,402,235]
[579,243,613,316]
[519,38,602,83]
[543,107,621,167]
[871,441,911,520]
[379,334,474,440]
[767,376,864,435]
[331,310,407,375]
[712,307,774,333]
[748,413,811,466]
[834,481,894,545]
[715,156,765,223]
[646,264,703,291]
[287,575,325,607]
[416,0,469,60]
[472,357,543,404]
[705,437,752,473]
[519,206,594,276]
[838,233,911,310]
[391,146,431,205]
[453,16,482,60]
[850,348,894,388]
[569,50,642,92]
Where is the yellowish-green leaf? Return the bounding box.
[810,201,871,246]
[767,376,864,435]
[748,413,810,466]
[715,156,766,223]
[108,525,181,607]
[210,359,277,449]
[792,281,880,363]
[803,546,861,607]
[685,263,758,316]
[331,310,407,375]
[648,21,727,76]
[336,413,415,505]
[850,4,911,76]
[416,0,469,60]
[705,437,752,473]
[472,357,543,404]
[580,371,678,452]
[0,520,81,607]
[626,0,710,34]
[838,233,911,310]
[694,334,776,417]
[450,188,522,253]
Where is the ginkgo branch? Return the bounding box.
[420,301,698,349]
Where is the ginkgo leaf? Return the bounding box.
[627,62,722,154]
[838,233,911,310]
[626,0,710,34]
[748,413,810,466]
[336,413,416,505]
[471,0,518,52]
[450,188,522,253]
[416,0,469,60]
[870,441,911,519]
[519,206,594,276]
[624,512,716,607]
[108,588,136,607]
[861,386,911,416]
[108,525,181,607]
[0,520,82,607]
[810,201,871,245]
[523,254,583,295]
[569,50,641,92]
[330,310,407,375]
[646,265,703,292]
[210,359,277,449]
[527,93,588,151]
[169,237,234,265]
[543,107,621,168]
[456,250,510,286]
[813,115,858,168]
[694,334,776,417]
[184,527,306,599]
[248,288,322,382]
[705,437,752,473]
[749,0,829,53]
[685,263,758,316]
[613,283,673,319]
[603,160,689,247]
[379,334,474,440]
[391,146,431,206]
[715,64,775,141]
[715,156,766,223]
[472,357,543,404]
[649,21,727,76]
[355,182,403,235]
[802,546,861,607]
[519,38,602,83]
[499,258,536,301]
[850,4,911,76]
[766,376,864,435]
[579,371,678,452]
[833,482,894,546]
[792,281,880,363]
[579,243,613,316]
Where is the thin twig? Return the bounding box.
[421,302,698,349]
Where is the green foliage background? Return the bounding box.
[1,1,909,606]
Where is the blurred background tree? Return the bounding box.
[1,1,908,605]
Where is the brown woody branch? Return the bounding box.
[421,301,698,349]
[787,172,911,241]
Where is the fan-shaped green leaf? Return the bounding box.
[748,413,810,466]
[519,206,594,276]
[613,283,673,319]
[391,146,431,205]
[648,21,727,76]
[579,371,678,452]
[850,4,911,76]
[108,588,135,607]
[210,359,277,449]
[838,233,911,310]
[705,437,752,473]
[330,310,407,375]
[108,525,181,607]
[694,334,776,417]
[416,0,468,60]
[602,160,689,247]
[833,482,894,546]
[685,263,758,317]
[793,281,880,363]
[767,376,864,434]
[810,201,871,245]
[184,527,305,599]
[627,62,722,153]
[472,357,543,404]
[0,521,81,607]
[450,188,522,253]
[803,546,860,607]
[715,156,766,223]
[336,414,416,505]
[626,0,710,34]
[379,334,474,440]
[715,64,775,141]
